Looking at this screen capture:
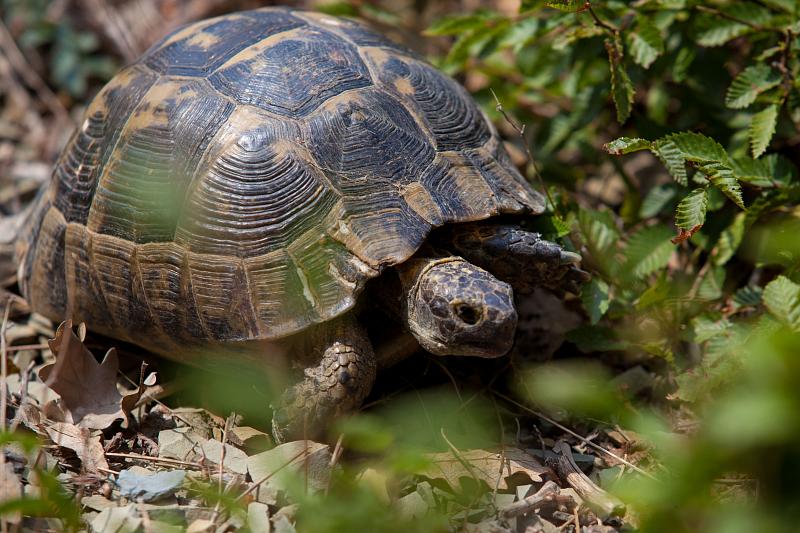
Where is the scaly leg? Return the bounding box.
[441,223,589,295]
[271,314,376,442]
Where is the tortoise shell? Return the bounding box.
[17,7,544,355]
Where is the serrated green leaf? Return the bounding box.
[695,4,771,47]
[725,65,782,109]
[672,46,695,82]
[544,0,585,12]
[691,314,733,343]
[733,154,797,187]
[627,16,664,69]
[697,265,726,300]
[749,104,779,158]
[624,225,675,279]
[733,285,763,307]
[696,19,750,47]
[578,210,620,271]
[640,183,679,218]
[662,132,729,163]
[605,38,634,124]
[426,13,493,36]
[697,161,744,209]
[713,213,745,265]
[652,139,688,186]
[675,188,708,231]
[604,137,652,155]
[581,278,610,325]
[763,275,800,330]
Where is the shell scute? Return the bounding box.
[208,27,372,118]
[144,10,305,77]
[87,78,235,244]
[54,65,158,225]
[174,109,338,258]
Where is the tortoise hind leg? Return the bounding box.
[271,314,376,442]
[441,224,589,295]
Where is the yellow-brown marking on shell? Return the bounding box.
[212,26,308,72]
[356,47,439,149]
[435,151,501,220]
[400,182,443,225]
[184,31,222,48]
[154,15,245,50]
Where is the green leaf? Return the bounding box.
[734,154,797,187]
[581,278,610,325]
[605,38,634,124]
[627,16,664,69]
[640,183,679,218]
[652,138,688,186]
[624,225,675,279]
[671,46,695,82]
[544,0,585,12]
[691,314,733,343]
[604,137,652,155]
[426,14,493,36]
[662,132,729,163]
[578,209,620,258]
[733,285,762,307]
[697,161,745,209]
[762,275,800,330]
[697,265,726,300]
[749,104,779,158]
[674,188,708,231]
[694,4,772,47]
[725,65,782,109]
[713,213,745,266]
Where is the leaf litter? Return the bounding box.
[0,315,648,531]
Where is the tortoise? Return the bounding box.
[15,7,586,440]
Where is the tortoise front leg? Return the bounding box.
[442,224,589,295]
[271,314,376,442]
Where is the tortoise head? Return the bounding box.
[400,258,517,358]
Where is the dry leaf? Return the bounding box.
[247,440,331,493]
[38,321,149,430]
[0,462,22,524]
[44,422,109,474]
[422,448,550,491]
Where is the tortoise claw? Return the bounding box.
[559,250,582,265]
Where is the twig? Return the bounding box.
[0,299,8,533]
[500,480,560,519]
[553,440,626,518]
[1,297,11,433]
[4,343,49,353]
[695,5,768,32]
[325,433,345,495]
[492,391,658,481]
[490,88,559,215]
[218,413,235,495]
[104,452,202,469]
[584,1,618,33]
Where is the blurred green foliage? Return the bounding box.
[3,0,116,98]
[423,0,800,531]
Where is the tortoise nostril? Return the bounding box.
[453,303,481,325]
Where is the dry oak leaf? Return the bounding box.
[44,422,110,474]
[421,447,551,491]
[38,320,149,430]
